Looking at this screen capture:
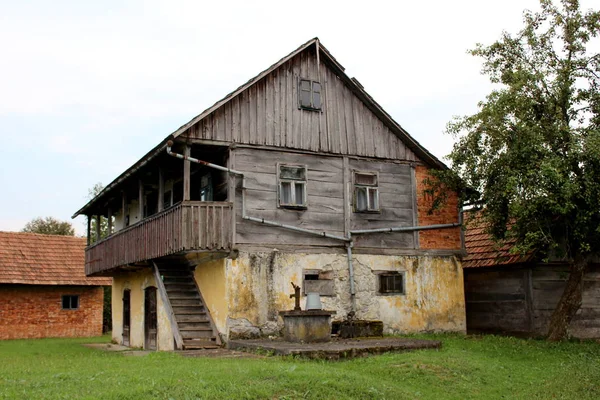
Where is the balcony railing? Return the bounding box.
[85,201,233,276]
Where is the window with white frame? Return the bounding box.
[353,172,379,212]
[299,79,322,110]
[278,164,307,209]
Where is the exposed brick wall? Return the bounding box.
[415,165,461,250]
[0,285,104,340]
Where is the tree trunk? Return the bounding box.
[546,255,589,341]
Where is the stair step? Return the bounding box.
[163,283,196,290]
[181,330,215,339]
[170,299,202,307]
[178,321,211,329]
[176,314,208,322]
[172,306,206,314]
[160,270,193,276]
[180,326,213,331]
[169,293,201,300]
[183,339,218,350]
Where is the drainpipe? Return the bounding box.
[350,222,461,235]
[346,234,356,313]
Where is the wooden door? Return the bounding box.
[122,290,131,346]
[144,287,158,350]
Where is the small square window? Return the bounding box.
[354,172,379,212]
[62,295,79,310]
[279,164,307,209]
[299,78,322,110]
[303,270,335,296]
[379,273,404,295]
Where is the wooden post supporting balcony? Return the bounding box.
[138,179,144,221]
[158,168,164,212]
[86,216,91,246]
[107,208,113,236]
[95,215,101,243]
[183,145,191,201]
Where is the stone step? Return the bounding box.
[168,292,201,300]
[163,283,196,291]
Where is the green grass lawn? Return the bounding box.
[0,334,598,399]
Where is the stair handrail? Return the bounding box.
[152,261,185,350]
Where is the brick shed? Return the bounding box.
[0,232,111,340]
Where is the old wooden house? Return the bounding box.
[463,216,600,338]
[0,232,111,340]
[73,38,466,350]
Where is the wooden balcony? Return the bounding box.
[85,201,233,276]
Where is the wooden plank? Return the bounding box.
[138,179,144,221]
[183,146,191,201]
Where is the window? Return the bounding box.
[278,164,307,209]
[354,172,379,212]
[62,295,79,310]
[299,79,322,110]
[378,273,404,295]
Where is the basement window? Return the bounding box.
[354,172,379,212]
[62,295,80,310]
[278,164,307,209]
[378,272,404,295]
[299,79,322,110]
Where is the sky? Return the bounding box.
[0,0,594,235]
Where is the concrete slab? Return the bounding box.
[227,337,442,360]
[176,348,264,359]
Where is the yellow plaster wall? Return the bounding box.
[194,258,228,333]
[111,269,174,351]
[225,251,466,335]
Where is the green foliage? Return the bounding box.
[22,216,75,236]
[445,0,600,261]
[0,334,599,399]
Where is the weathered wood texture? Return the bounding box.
[181,50,418,161]
[464,265,600,338]
[85,201,232,276]
[233,147,415,249]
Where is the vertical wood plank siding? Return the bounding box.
[85,201,232,275]
[182,51,418,161]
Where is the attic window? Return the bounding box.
[62,295,79,310]
[299,79,322,110]
[278,164,307,209]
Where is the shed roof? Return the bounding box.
[462,215,533,268]
[0,231,112,285]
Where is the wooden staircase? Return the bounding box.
[154,261,221,350]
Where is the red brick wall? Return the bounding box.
[0,285,104,340]
[415,165,462,250]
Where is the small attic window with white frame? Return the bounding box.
[353,171,379,212]
[299,78,322,111]
[278,164,307,209]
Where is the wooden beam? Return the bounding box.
[95,215,101,243]
[86,215,91,246]
[107,208,112,236]
[158,168,164,212]
[138,179,144,221]
[122,191,128,227]
[183,145,191,201]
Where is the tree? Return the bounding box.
[441,0,600,340]
[22,217,75,236]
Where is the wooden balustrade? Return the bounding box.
[85,201,233,276]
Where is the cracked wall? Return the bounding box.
[223,251,466,337]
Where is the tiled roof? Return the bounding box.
[462,215,533,269]
[0,231,111,285]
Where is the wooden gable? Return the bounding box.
[178,39,437,164]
